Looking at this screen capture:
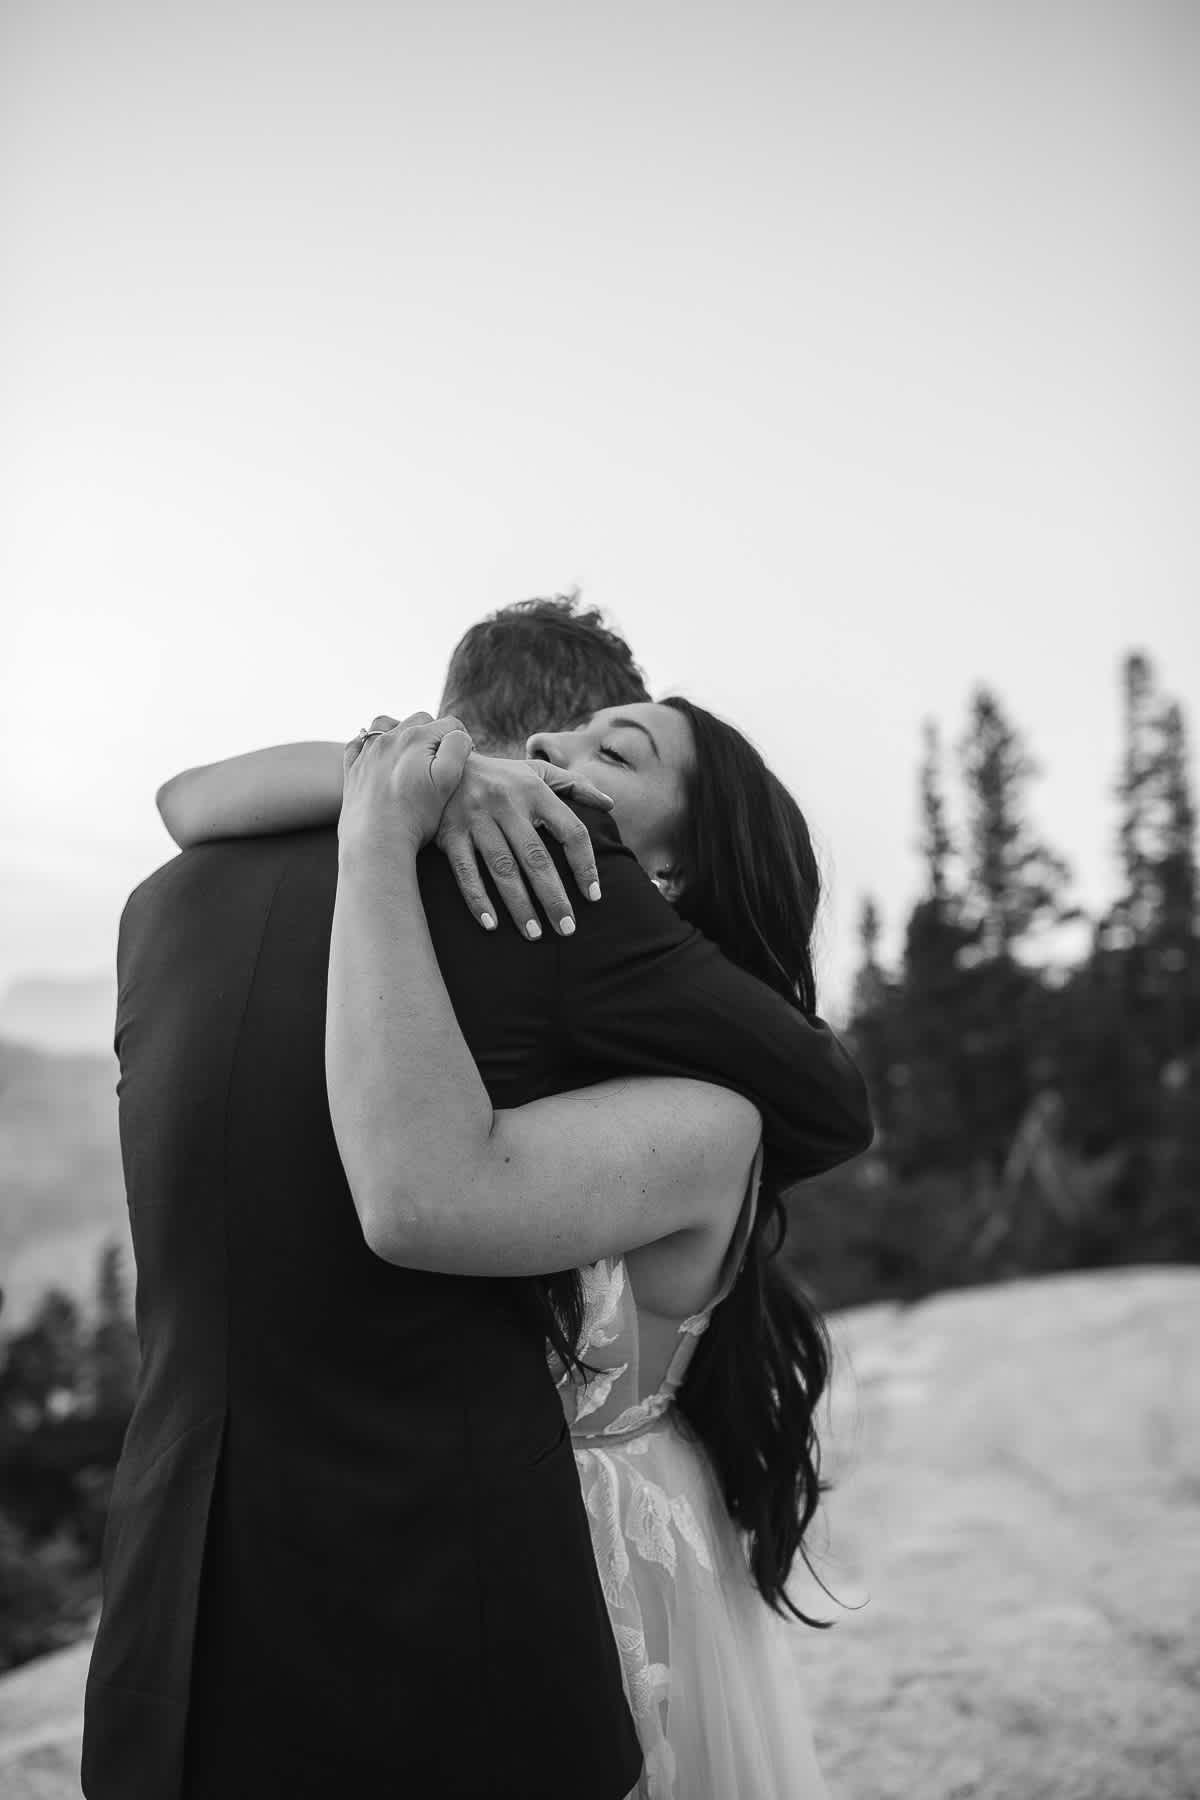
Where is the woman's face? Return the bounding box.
[527,702,694,884]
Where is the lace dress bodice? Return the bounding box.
[544,1144,832,1800]
[548,1141,827,1797]
[552,1141,762,1446]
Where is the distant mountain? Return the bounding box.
[0,1037,126,1332]
[0,975,117,1058]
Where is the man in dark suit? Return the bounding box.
[82,596,872,1799]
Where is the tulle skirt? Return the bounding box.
[573,1415,829,1800]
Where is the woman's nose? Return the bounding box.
[526,730,566,767]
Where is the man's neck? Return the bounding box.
[473,740,524,760]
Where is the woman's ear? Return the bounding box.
[653,868,684,904]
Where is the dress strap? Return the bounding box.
[707,1138,764,1311]
[661,1139,765,1394]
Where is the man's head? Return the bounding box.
[439,590,651,755]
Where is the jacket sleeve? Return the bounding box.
[553,808,874,1185]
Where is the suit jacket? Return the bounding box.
[82,809,870,1799]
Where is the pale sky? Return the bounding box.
[2,0,1197,1020]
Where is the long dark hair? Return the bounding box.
[659,697,832,1624]
[542,696,835,1625]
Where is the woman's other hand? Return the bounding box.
[436,755,613,940]
[341,715,612,938]
[341,713,473,855]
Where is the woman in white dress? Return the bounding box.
[159,700,842,1797]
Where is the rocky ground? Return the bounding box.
[790,1266,1200,1799]
[3,1266,1198,1798]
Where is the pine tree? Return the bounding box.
[885,720,979,1172]
[851,896,887,1017]
[0,1292,84,1429]
[958,686,1072,958]
[96,1239,127,1324]
[917,719,954,904]
[948,687,1073,1170]
[1115,650,1159,944]
[847,895,895,1146]
[1061,656,1197,1258]
[1154,700,1197,958]
[1105,656,1197,1045]
[1141,697,1199,1083]
[91,1241,139,1419]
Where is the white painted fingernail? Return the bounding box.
[587,882,602,902]
[559,916,575,936]
[525,919,542,940]
[480,912,497,930]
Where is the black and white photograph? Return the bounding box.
[1,3,1197,1796]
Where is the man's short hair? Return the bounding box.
[439,590,651,749]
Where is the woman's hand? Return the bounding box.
[341,712,614,938]
[435,753,613,939]
[341,712,474,857]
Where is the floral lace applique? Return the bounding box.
[578,1258,626,1352]
[577,1432,718,1800]
[613,1621,671,1718]
[580,1447,631,1607]
[566,1158,765,1799]
[600,1390,672,1438]
[574,1362,631,1423]
[625,1464,715,1579]
[666,1490,714,1575]
[611,1622,675,1800]
[561,1259,632,1423]
[578,1443,716,1587]
[567,1261,720,1437]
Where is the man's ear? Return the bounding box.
[653,869,684,904]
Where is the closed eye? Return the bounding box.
[598,743,629,766]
